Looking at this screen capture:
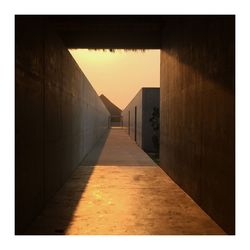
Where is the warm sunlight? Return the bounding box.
[16,15,235,237]
[69,49,160,109]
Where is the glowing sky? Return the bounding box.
[69,49,160,110]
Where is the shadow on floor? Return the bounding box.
[81,130,111,166]
[24,130,110,235]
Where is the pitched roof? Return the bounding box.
[100,94,121,116]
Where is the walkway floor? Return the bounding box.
[26,128,224,235]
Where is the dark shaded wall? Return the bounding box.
[122,88,160,152]
[142,88,160,152]
[15,17,110,234]
[99,94,122,127]
[160,16,235,234]
[122,89,143,146]
[49,15,163,49]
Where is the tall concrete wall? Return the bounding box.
[99,94,122,127]
[160,16,235,234]
[15,16,110,234]
[122,89,143,147]
[122,88,159,152]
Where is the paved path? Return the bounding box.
[26,128,224,235]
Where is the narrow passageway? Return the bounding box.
[26,128,224,235]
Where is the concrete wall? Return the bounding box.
[15,16,110,234]
[122,89,143,147]
[122,88,160,152]
[160,16,235,234]
[142,88,160,152]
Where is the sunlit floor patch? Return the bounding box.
[25,129,224,235]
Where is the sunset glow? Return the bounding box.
[69,49,160,109]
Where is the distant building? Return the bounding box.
[122,87,160,153]
[100,94,122,127]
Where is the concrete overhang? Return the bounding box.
[48,15,164,49]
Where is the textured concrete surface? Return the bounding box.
[160,16,235,234]
[83,128,155,166]
[15,17,110,234]
[25,128,224,235]
[16,15,234,235]
[49,16,163,49]
[100,94,122,127]
[122,88,160,152]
